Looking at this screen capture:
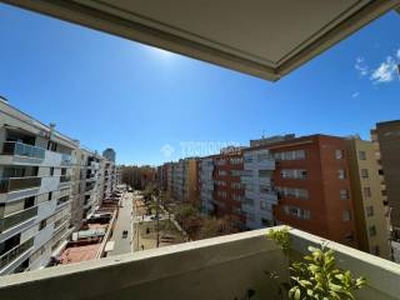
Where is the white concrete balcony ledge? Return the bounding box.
[0,227,399,300]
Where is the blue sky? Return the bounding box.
[0,4,399,165]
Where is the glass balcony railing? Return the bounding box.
[0,177,41,194]
[0,207,38,233]
[2,142,45,159]
[0,238,34,270]
[60,153,73,166]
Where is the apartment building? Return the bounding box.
[197,156,215,215]
[166,163,173,198]
[166,133,390,257]
[160,134,391,257]
[0,98,76,274]
[371,121,400,240]
[211,147,246,226]
[70,149,110,230]
[346,137,390,258]
[196,135,360,248]
[0,98,118,274]
[270,135,358,248]
[241,148,276,229]
[156,163,169,192]
[102,148,116,163]
[162,159,198,203]
[103,160,116,200]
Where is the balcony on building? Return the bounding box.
[0,207,38,234]
[60,153,73,166]
[1,128,44,159]
[0,227,399,299]
[85,182,95,193]
[0,176,41,194]
[1,128,74,166]
[0,234,34,275]
[59,175,71,183]
[2,141,45,160]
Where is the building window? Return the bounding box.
[48,192,52,201]
[231,170,241,176]
[217,191,227,198]
[338,169,346,179]
[366,206,374,217]
[283,206,310,220]
[296,150,306,160]
[233,194,243,201]
[218,170,227,176]
[342,210,352,222]
[301,210,311,220]
[361,169,369,179]
[276,187,309,200]
[231,182,241,189]
[280,169,308,180]
[244,156,253,163]
[369,225,377,237]
[229,158,243,165]
[24,196,35,209]
[297,189,309,200]
[335,149,344,159]
[39,219,47,231]
[358,151,367,160]
[50,167,54,176]
[363,187,372,198]
[340,189,349,200]
[274,150,305,161]
[260,201,267,210]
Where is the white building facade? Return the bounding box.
[0,98,117,275]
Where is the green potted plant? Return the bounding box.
[267,227,366,300]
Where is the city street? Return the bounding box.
[109,192,133,256]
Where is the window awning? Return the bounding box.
[4,0,400,81]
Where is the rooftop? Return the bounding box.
[58,244,101,265]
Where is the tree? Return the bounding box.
[121,165,156,190]
[198,215,241,239]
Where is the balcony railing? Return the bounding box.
[0,228,399,299]
[0,207,38,233]
[0,177,41,194]
[60,153,73,166]
[2,142,45,159]
[0,238,34,271]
